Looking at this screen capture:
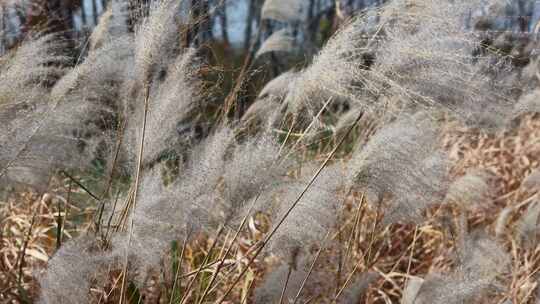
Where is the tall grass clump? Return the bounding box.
[274,0,516,137]
[3,0,540,303]
[0,35,68,187]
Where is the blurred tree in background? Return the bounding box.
[1,0,539,115]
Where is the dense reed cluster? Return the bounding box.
[2,0,540,303]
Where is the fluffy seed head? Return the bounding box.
[445,168,496,207]
[350,114,449,224]
[261,0,305,22]
[256,29,295,59]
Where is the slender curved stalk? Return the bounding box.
[217,111,364,304]
[291,231,330,304]
[197,195,260,304]
[331,261,360,303]
[119,83,151,304]
[278,265,293,304]
[169,229,191,304]
[344,193,364,263]
[180,225,224,304]
[405,225,419,280]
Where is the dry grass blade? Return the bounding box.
[55,194,66,250]
[331,261,361,303]
[284,97,334,159]
[197,195,260,304]
[405,225,419,280]
[119,83,151,304]
[17,206,38,286]
[291,231,330,304]
[180,225,224,304]
[344,193,364,266]
[169,229,191,304]
[278,265,293,304]
[60,170,100,201]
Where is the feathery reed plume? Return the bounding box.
[128,163,192,270]
[456,233,508,286]
[124,128,233,272]
[495,169,539,238]
[122,0,194,171]
[137,48,203,168]
[6,34,133,189]
[90,4,114,51]
[253,261,309,304]
[132,0,183,85]
[185,129,289,227]
[516,201,540,247]
[13,0,533,303]
[258,71,298,102]
[370,0,513,128]
[241,71,298,132]
[495,205,515,238]
[338,272,379,304]
[256,29,295,59]
[166,127,233,228]
[334,106,382,147]
[0,35,68,187]
[110,127,288,280]
[522,168,540,191]
[404,233,508,304]
[37,2,205,298]
[220,132,289,224]
[401,276,425,304]
[269,163,347,267]
[261,0,305,23]
[49,36,133,154]
[105,129,244,288]
[512,89,540,120]
[445,168,496,207]
[335,106,365,136]
[0,35,65,104]
[281,16,370,122]
[128,125,288,268]
[283,0,513,130]
[89,0,129,51]
[350,114,449,224]
[51,37,133,105]
[37,237,122,304]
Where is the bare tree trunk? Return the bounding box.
[254,0,263,46]
[264,20,280,77]
[243,0,256,53]
[217,1,229,46]
[200,0,212,43]
[91,0,98,25]
[81,0,88,28]
[517,0,531,32]
[0,7,5,54]
[307,0,324,47]
[308,0,316,23]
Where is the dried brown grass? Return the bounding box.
[4,112,540,303]
[1,191,66,301]
[0,113,535,303]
